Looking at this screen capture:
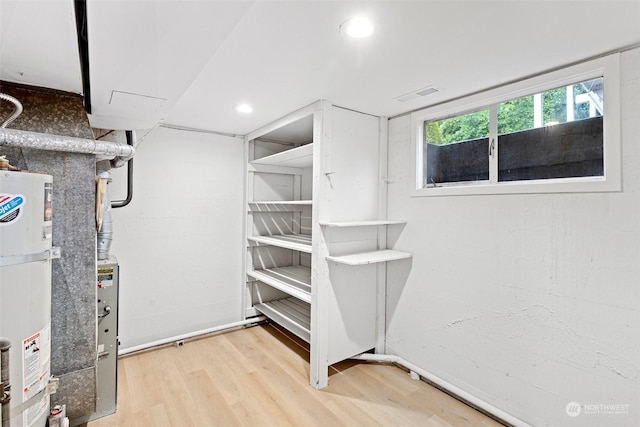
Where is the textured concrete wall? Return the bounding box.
[0,82,97,420]
[109,126,245,351]
[385,49,639,426]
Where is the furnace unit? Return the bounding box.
[95,257,119,420]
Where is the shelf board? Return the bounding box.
[250,143,313,168]
[326,249,412,265]
[249,201,312,212]
[248,266,311,303]
[319,220,407,227]
[255,297,311,343]
[248,234,312,253]
[250,200,312,205]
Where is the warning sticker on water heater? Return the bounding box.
[22,324,51,403]
[43,182,52,222]
[0,193,25,225]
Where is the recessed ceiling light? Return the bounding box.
[340,17,374,38]
[236,104,253,113]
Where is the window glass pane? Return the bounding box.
[424,110,489,186]
[498,77,603,182]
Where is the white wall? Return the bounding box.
[386,48,640,427]
[109,126,245,350]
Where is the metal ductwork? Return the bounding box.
[0,128,135,164]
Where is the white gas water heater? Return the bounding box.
[0,168,58,427]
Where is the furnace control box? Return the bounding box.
[95,257,119,420]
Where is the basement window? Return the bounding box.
[411,53,620,196]
[425,109,490,186]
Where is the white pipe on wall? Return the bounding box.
[0,127,135,162]
[118,316,267,355]
[351,353,529,427]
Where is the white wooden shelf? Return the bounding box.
[319,220,406,227]
[250,143,313,168]
[255,297,311,343]
[250,200,312,205]
[326,249,412,265]
[248,234,312,253]
[247,266,311,303]
[249,201,312,212]
[244,101,407,390]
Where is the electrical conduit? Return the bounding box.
[118,317,267,355]
[0,94,23,128]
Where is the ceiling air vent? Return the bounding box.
[394,85,439,102]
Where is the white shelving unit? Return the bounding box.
[319,220,407,227]
[326,249,412,265]
[254,297,311,342]
[244,102,316,372]
[243,100,410,390]
[248,234,312,253]
[250,143,313,168]
[250,200,312,205]
[247,266,311,303]
[322,220,411,263]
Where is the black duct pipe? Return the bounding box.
[111,130,134,208]
[74,0,91,114]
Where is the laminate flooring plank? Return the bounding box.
[250,362,345,427]
[86,324,504,427]
[145,349,204,426]
[183,335,245,407]
[247,326,385,426]
[202,332,298,425]
[351,362,503,427]
[353,362,422,397]
[123,403,173,427]
[230,327,346,426]
[426,414,457,427]
[120,354,163,414]
[245,324,310,379]
[323,364,430,426]
[228,374,295,427]
[184,368,242,426]
[405,377,503,427]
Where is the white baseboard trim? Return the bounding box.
[350,352,529,427]
[118,316,266,355]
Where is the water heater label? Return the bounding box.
[0,193,25,225]
[44,182,52,222]
[22,323,51,404]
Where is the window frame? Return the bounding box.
[410,53,620,197]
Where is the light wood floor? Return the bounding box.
[86,323,504,427]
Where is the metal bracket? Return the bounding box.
[0,247,61,267]
[45,377,59,395]
[7,376,58,418]
[50,247,61,259]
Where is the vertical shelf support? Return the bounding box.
[376,116,389,354]
[310,101,331,390]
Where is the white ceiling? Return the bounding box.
[1,0,639,135]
